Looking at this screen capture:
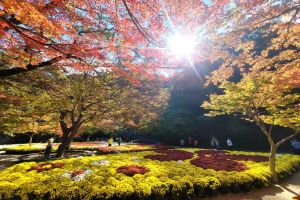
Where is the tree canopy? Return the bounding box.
[2,1,297,78]
[201,0,299,182]
[0,0,299,181]
[0,68,169,156]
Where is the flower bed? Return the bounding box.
[190,156,249,171]
[195,149,228,155]
[4,143,173,155]
[117,165,150,176]
[97,144,173,154]
[195,150,268,162]
[27,162,65,172]
[144,149,194,161]
[4,142,106,154]
[190,149,269,171]
[61,169,93,181]
[0,149,299,200]
[4,144,48,154]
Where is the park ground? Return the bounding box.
[0,143,299,200]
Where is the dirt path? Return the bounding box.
[199,171,300,200]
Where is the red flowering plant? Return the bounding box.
[191,150,268,171]
[195,150,228,155]
[225,154,269,162]
[190,156,249,172]
[70,169,86,178]
[144,149,194,161]
[117,165,150,176]
[195,150,268,162]
[97,147,119,154]
[27,162,65,172]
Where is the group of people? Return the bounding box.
[180,136,233,150]
[107,136,122,147]
[180,137,199,147]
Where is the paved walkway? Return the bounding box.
[0,151,96,170]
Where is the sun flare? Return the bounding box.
[167,34,197,58]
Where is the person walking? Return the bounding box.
[211,137,220,149]
[108,137,113,147]
[117,137,122,146]
[44,138,54,160]
[180,138,185,147]
[194,140,198,147]
[227,138,233,150]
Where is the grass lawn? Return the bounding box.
[0,148,299,200]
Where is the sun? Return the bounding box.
[167,34,197,58]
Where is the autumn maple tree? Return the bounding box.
[22,69,169,157]
[0,0,234,78]
[1,0,299,181]
[202,72,299,182]
[0,0,169,79]
[202,1,299,182]
[0,77,57,146]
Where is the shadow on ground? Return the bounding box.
[0,151,96,170]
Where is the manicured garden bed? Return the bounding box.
[4,142,104,154]
[97,144,173,154]
[4,143,172,154]
[0,148,299,200]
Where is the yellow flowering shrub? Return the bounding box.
[5,143,170,154]
[5,144,47,153]
[0,149,299,200]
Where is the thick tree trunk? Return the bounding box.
[56,110,83,158]
[56,128,77,158]
[269,145,278,183]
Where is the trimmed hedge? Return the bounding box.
[0,149,299,200]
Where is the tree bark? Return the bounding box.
[56,109,83,158]
[0,56,65,77]
[269,143,279,183]
[56,127,78,158]
[253,116,279,183]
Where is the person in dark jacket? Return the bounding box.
[44,138,54,160]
